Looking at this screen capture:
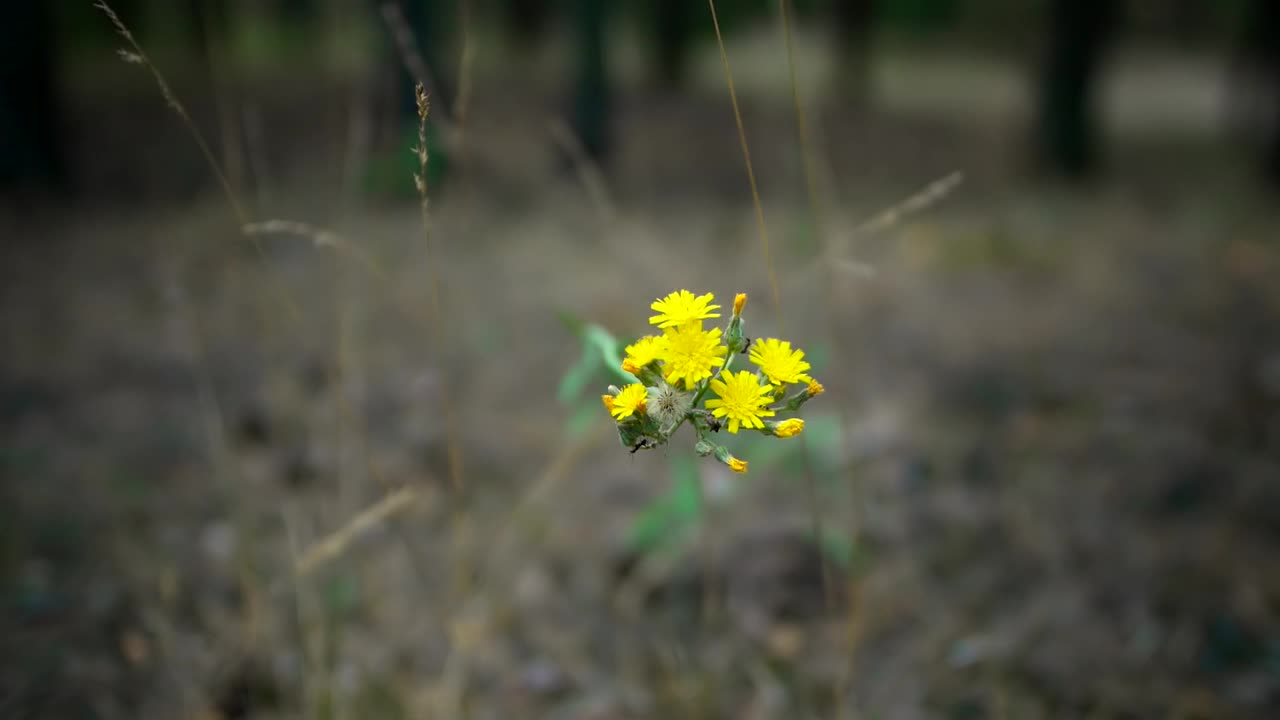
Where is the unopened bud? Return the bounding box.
[771,418,805,438]
[713,445,749,474]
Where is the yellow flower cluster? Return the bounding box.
[604,289,823,474]
[624,290,727,390]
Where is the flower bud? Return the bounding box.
[781,378,825,411]
[726,322,746,355]
[713,445,748,474]
[771,418,805,438]
[617,422,644,449]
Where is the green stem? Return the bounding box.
[674,315,750,441]
[691,351,735,409]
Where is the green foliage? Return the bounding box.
[323,574,361,619]
[878,0,962,33]
[619,411,858,566]
[557,312,706,558]
[564,401,602,440]
[556,314,639,443]
[927,228,1064,275]
[362,123,450,200]
[625,454,703,555]
[556,314,633,404]
[225,8,314,70]
[352,678,407,720]
[557,309,852,566]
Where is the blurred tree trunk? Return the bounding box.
[832,0,875,103]
[1242,0,1280,185]
[1168,0,1209,50]
[505,0,553,51]
[0,1,63,191]
[1035,0,1116,178]
[571,0,610,162]
[651,0,693,89]
[398,0,454,124]
[279,0,316,22]
[186,0,224,59]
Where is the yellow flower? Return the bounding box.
[660,322,727,390]
[649,290,721,329]
[733,293,747,316]
[774,418,805,438]
[705,370,776,433]
[807,379,825,397]
[609,384,648,421]
[749,338,813,386]
[601,394,615,413]
[728,457,748,473]
[623,335,665,371]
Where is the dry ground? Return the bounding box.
[3,28,1280,719]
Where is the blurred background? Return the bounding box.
[2,1,1279,718]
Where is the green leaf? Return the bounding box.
[670,455,703,516]
[324,574,360,617]
[813,528,857,571]
[566,400,601,440]
[557,341,599,405]
[625,454,703,555]
[556,309,586,337]
[582,324,634,385]
[557,320,637,406]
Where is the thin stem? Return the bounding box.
[690,309,749,409]
[706,0,781,323]
[691,349,737,409]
